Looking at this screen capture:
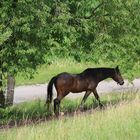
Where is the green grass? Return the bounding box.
[15,58,140,86]
[0,93,140,140]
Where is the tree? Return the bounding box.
[47,0,140,73]
[0,0,50,106]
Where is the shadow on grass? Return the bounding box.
[0,91,139,128]
[61,91,139,114]
[0,100,51,125]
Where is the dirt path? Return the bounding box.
[14,78,140,104]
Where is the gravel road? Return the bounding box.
[14,78,140,104]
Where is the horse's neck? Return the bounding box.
[97,69,114,82]
[81,68,115,82]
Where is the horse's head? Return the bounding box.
[112,66,124,85]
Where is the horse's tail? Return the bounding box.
[46,76,57,104]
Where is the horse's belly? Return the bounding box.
[70,89,86,93]
[70,82,88,93]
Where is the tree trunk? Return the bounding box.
[6,75,15,105]
[0,90,5,108]
[0,74,5,108]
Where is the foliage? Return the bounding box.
[0,0,140,81]
[0,0,50,76]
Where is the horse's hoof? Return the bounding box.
[79,106,84,111]
[99,104,105,110]
[60,112,64,116]
[54,112,60,118]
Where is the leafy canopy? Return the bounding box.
[0,0,140,80]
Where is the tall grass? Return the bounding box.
[0,96,140,140]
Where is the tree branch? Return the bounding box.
[81,2,105,19]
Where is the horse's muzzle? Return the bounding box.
[119,81,124,85]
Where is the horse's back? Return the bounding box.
[56,72,75,87]
[57,72,75,80]
[55,72,89,93]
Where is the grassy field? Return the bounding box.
[0,92,140,140]
[0,92,139,125]
[15,58,140,86]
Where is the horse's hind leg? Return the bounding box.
[54,91,69,117]
[80,91,91,109]
[54,98,60,117]
[46,100,51,113]
[93,89,103,109]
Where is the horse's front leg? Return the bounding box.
[93,89,104,109]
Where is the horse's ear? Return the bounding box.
[115,65,119,73]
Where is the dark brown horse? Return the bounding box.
[46,66,124,116]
